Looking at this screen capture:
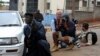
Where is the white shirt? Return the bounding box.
[79,29,92,45]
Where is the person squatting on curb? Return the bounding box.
[24,13,51,56]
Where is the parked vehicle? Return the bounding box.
[0,11,24,56]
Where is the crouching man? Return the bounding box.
[24,13,51,56]
[51,10,78,52]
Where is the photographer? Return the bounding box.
[61,15,80,49]
[24,13,51,56]
[51,10,77,52]
[62,15,77,42]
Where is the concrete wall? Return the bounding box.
[94,6,100,18]
[50,0,65,14]
[0,5,9,10]
[74,11,93,20]
[21,0,27,14]
[74,7,100,21]
[38,0,46,14]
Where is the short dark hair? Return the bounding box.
[24,13,33,17]
[36,10,40,13]
[82,22,89,29]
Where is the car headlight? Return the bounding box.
[11,37,19,44]
[0,37,19,45]
[0,38,11,45]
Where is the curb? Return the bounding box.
[89,24,100,28]
[45,24,100,32]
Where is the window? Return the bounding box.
[92,1,94,4]
[14,0,18,4]
[9,0,18,10]
[83,0,87,7]
[97,1,100,6]
[26,0,38,13]
[47,3,50,9]
[0,12,21,26]
[75,0,79,2]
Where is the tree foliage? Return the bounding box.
[0,0,3,7]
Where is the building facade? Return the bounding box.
[9,0,38,14]
[9,0,100,17]
[9,0,18,10]
[26,0,38,13]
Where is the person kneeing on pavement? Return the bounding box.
[77,22,97,47]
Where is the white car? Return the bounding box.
[0,11,25,56]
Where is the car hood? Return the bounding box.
[0,26,23,37]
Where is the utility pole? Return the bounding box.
[72,0,75,18]
[0,0,2,5]
[63,0,66,12]
[93,0,96,19]
[87,0,90,11]
[0,0,3,10]
[44,0,47,14]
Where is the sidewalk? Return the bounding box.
[46,29,100,56]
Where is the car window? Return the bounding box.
[0,12,21,26]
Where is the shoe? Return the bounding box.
[59,41,67,49]
[51,46,59,52]
[66,44,74,50]
[52,45,56,49]
[75,40,81,48]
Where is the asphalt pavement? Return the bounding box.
[46,28,100,56]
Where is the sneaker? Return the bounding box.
[59,41,67,49]
[52,45,56,49]
[51,46,59,52]
[66,44,74,50]
[75,40,81,48]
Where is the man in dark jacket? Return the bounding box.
[61,15,80,48]
[62,15,76,38]
[24,13,51,56]
[58,14,77,50]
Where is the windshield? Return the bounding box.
[0,12,21,26]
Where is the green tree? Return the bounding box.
[0,0,3,10]
[0,0,3,7]
[0,4,2,8]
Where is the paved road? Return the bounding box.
[46,28,100,56]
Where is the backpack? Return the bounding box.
[85,32,97,45]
